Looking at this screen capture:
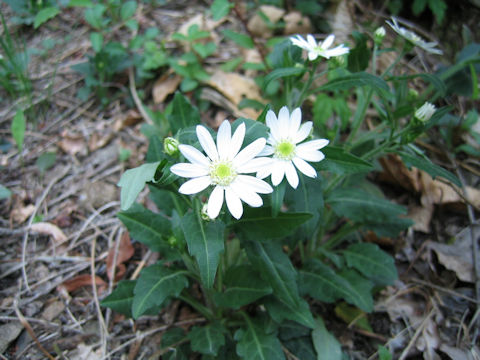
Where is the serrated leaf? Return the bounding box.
[318,72,389,94]
[245,240,301,308]
[120,1,137,20]
[117,161,161,210]
[34,7,60,28]
[210,0,233,20]
[398,151,461,187]
[312,318,342,360]
[188,324,226,356]
[318,147,373,174]
[213,265,272,309]
[132,264,189,318]
[11,109,25,152]
[343,243,398,285]
[263,67,305,90]
[180,212,225,288]
[222,29,254,49]
[299,259,373,312]
[167,92,201,134]
[235,316,285,360]
[265,296,316,328]
[101,280,136,316]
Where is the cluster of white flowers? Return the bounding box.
[170,107,329,220]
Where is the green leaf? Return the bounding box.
[213,265,272,309]
[318,72,389,94]
[231,118,268,143]
[311,318,342,360]
[68,0,94,6]
[347,32,371,73]
[299,259,373,312]
[343,243,397,286]
[334,301,372,332]
[34,7,60,28]
[120,1,137,21]
[132,264,189,318]
[11,109,26,152]
[245,240,301,308]
[167,92,201,134]
[271,180,287,217]
[117,203,174,253]
[188,324,226,356]
[84,4,106,29]
[235,316,286,360]
[236,207,312,240]
[36,151,56,174]
[262,67,305,90]
[412,0,427,15]
[101,280,136,317]
[180,212,225,288]
[192,42,217,58]
[117,161,161,210]
[318,147,374,174]
[222,29,254,49]
[378,345,393,360]
[0,184,12,200]
[90,32,103,52]
[210,0,233,20]
[279,322,316,360]
[428,0,446,24]
[398,151,461,187]
[265,296,316,328]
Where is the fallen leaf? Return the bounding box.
[58,130,87,156]
[152,73,182,104]
[11,203,35,224]
[41,300,65,321]
[439,344,478,360]
[408,203,434,233]
[247,5,285,38]
[106,232,134,281]
[30,222,67,243]
[283,11,312,35]
[84,181,118,209]
[0,322,23,354]
[70,343,102,360]
[113,109,142,131]
[60,274,107,294]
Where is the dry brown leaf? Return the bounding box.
[30,222,67,243]
[152,74,182,104]
[408,203,434,233]
[11,203,35,223]
[113,109,142,131]
[84,181,118,209]
[106,232,134,281]
[247,5,285,38]
[88,131,114,152]
[283,11,312,35]
[41,300,65,321]
[60,274,107,294]
[58,130,87,156]
[70,343,102,360]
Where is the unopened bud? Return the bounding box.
[167,235,178,247]
[164,137,179,156]
[201,203,212,221]
[407,88,419,101]
[414,102,436,122]
[374,26,386,45]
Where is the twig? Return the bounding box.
[398,309,435,360]
[130,250,153,280]
[128,67,154,125]
[411,278,479,304]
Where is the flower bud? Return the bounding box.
[163,137,179,156]
[407,88,419,101]
[414,102,436,122]
[374,26,386,45]
[167,235,178,247]
[201,203,212,221]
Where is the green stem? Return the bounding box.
[294,61,318,108]
[322,222,362,250]
[179,293,214,320]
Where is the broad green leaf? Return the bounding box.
[263,67,305,90]
[245,240,300,308]
[192,42,217,58]
[222,29,254,49]
[428,0,446,23]
[235,316,285,360]
[34,7,60,28]
[265,296,316,328]
[101,280,136,316]
[117,203,174,254]
[389,73,446,97]
[398,151,461,187]
[279,322,316,360]
[299,259,373,312]
[334,301,372,332]
[180,212,225,288]
[132,264,189,318]
[412,0,427,15]
[161,327,191,360]
[84,4,106,29]
[146,136,166,162]
[347,32,371,73]
[68,0,93,6]
[36,151,56,173]
[378,345,393,360]
[232,118,268,143]
[312,318,342,360]
[318,72,389,94]
[188,324,226,356]
[343,243,398,285]
[0,184,12,200]
[11,109,25,152]
[236,207,312,240]
[317,147,374,174]
[211,0,233,20]
[167,92,201,134]
[117,161,161,210]
[120,1,137,20]
[90,32,103,52]
[213,265,272,309]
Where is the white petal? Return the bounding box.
[258,145,274,156]
[293,122,313,143]
[216,120,231,159]
[322,34,335,50]
[292,157,317,178]
[207,186,224,219]
[229,122,245,158]
[225,188,243,219]
[296,148,325,162]
[308,51,318,61]
[297,138,329,151]
[231,180,263,207]
[284,161,299,188]
[277,106,290,138]
[196,125,218,161]
[237,175,273,194]
[271,160,286,186]
[233,138,267,168]
[307,34,317,48]
[170,163,208,178]
[179,144,210,167]
[238,157,273,174]
[256,167,271,180]
[266,110,280,141]
[325,45,349,57]
[289,107,302,134]
[178,176,211,195]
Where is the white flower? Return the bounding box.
[290,34,349,61]
[414,102,436,122]
[170,120,273,220]
[257,107,329,188]
[386,17,442,55]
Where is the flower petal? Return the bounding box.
[178,144,210,167]
[322,34,335,50]
[277,106,290,138]
[233,137,266,168]
[196,125,218,161]
[289,107,302,134]
[325,45,349,57]
[237,175,273,194]
[308,51,318,61]
[231,180,263,207]
[292,157,317,178]
[293,122,313,143]
[178,176,211,195]
[238,157,273,174]
[170,163,208,178]
[307,34,317,48]
[285,161,299,188]
[297,138,329,151]
[271,160,286,186]
[266,110,280,141]
[258,145,274,157]
[296,148,325,162]
[229,122,245,158]
[225,188,243,219]
[216,120,231,159]
[207,186,224,219]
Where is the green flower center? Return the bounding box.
[210,161,237,186]
[274,140,296,160]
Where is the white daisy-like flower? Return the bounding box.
[414,102,436,122]
[290,34,349,61]
[257,106,329,189]
[386,17,443,55]
[170,120,273,220]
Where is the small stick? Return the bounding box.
[128,67,154,125]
